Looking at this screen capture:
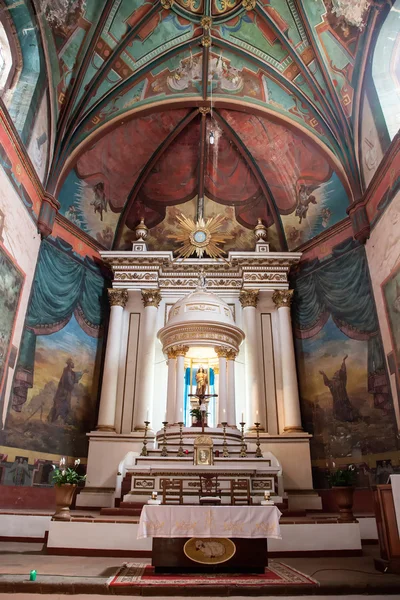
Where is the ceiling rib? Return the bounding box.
[113,108,199,249]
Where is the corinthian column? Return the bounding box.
[166,348,177,424]
[239,289,264,430]
[174,345,189,424]
[215,346,228,426]
[133,289,162,431]
[226,349,237,428]
[272,290,303,432]
[97,289,128,431]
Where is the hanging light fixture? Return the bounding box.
[209,131,215,145]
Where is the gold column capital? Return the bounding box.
[215,346,229,359]
[167,347,178,359]
[141,289,162,308]
[172,345,189,357]
[226,349,237,361]
[239,289,259,308]
[272,289,294,309]
[108,289,128,307]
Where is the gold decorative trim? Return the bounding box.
[215,346,230,359]
[226,349,237,361]
[141,289,162,308]
[199,107,211,115]
[160,322,244,352]
[167,347,178,359]
[242,0,256,10]
[172,344,189,356]
[201,35,211,47]
[108,289,128,307]
[272,289,294,309]
[239,289,259,308]
[200,16,212,29]
[161,0,174,8]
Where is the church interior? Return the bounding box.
[0,0,400,596]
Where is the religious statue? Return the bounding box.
[319,355,359,422]
[196,367,208,396]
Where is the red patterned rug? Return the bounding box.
[108,562,319,587]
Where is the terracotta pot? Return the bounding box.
[53,484,76,521]
[331,486,355,522]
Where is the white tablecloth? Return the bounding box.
[137,505,282,540]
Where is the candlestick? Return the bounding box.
[254,422,263,458]
[221,421,229,458]
[160,421,168,457]
[140,420,150,456]
[177,421,184,457]
[239,421,247,458]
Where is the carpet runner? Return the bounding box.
[108,561,319,587]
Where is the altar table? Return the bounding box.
[138,505,281,573]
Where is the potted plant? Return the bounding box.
[52,458,86,521]
[190,407,203,427]
[327,464,357,522]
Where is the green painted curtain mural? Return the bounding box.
[291,240,399,487]
[1,239,107,457]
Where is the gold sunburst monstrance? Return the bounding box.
[168,213,232,259]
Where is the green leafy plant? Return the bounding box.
[327,464,357,487]
[190,408,203,421]
[52,458,86,487]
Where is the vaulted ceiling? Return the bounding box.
[34,0,391,251]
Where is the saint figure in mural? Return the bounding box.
[319,355,359,422]
[196,367,208,396]
[295,184,318,224]
[47,358,88,424]
[9,457,31,486]
[90,182,108,221]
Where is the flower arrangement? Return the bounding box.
[52,458,86,486]
[327,464,357,487]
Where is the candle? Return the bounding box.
[164,412,167,422]
[146,409,150,422]
[241,412,244,422]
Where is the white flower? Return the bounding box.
[348,464,356,471]
[60,457,66,466]
[61,470,66,476]
[74,459,80,466]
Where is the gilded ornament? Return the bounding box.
[108,289,128,307]
[161,0,174,8]
[172,344,190,356]
[241,0,256,10]
[214,346,230,358]
[200,16,212,29]
[167,213,232,259]
[239,289,259,308]
[226,349,237,361]
[141,289,162,308]
[272,289,293,309]
[201,35,212,47]
[199,107,211,115]
[167,347,178,359]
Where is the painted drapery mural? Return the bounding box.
[0,239,106,463]
[382,262,400,394]
[292,239,399,486]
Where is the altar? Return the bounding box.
[138,505,281,573]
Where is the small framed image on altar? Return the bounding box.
[194,447,212,466]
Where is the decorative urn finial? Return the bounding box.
[254,218,268,245]
[135,218,148,242]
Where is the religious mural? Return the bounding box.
[0,239,106,458]
[292,240,399,486]
[382,262,400,390]
[0,246,24,404]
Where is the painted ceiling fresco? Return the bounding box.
[14,0,395,250]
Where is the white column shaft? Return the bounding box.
[227,359,236,427]
[166,358,177,424]
[133,305,158,430]
[242,306,263,428]
[278,305,302,431]
[174,355,185,424]
[217,357,228,424]
[97,304,124,430]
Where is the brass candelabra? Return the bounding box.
[221,421,229,458]
[239,421,247,458]
[160,421,168,456]
[140,420,150,456]
[254,422,263,458]
[177,421,184,457]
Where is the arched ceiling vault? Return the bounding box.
[32,0,392,252]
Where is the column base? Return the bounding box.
[96,425,116,432]
[283,426,304,433]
